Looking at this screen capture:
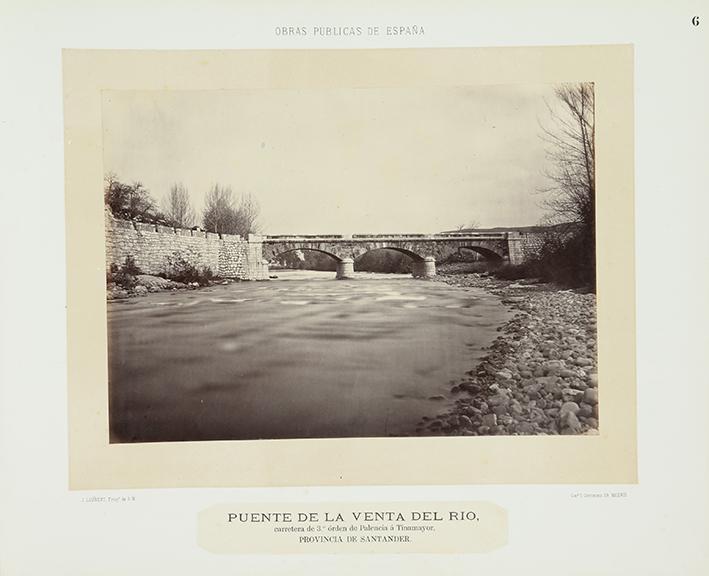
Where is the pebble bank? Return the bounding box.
[416,270,599,436]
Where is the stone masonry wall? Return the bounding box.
[245,239,269,280]
[105,209,261,279]
[518,232,545,259]
[218,236,248,278]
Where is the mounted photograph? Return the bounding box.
[65,46,635,487]
[102,82,599,443]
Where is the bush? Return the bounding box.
[107,255,142,289]
[161,252,215,286]
[440,250,485,265]
[491,263,534,280]
[437,261,494,275]
[490,224,596,289]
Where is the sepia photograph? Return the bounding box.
[7,1,708,572]
[102,82,599,443]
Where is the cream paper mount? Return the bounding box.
[64,45,635,489]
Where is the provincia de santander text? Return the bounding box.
[275,25,425,37]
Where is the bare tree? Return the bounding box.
[235,192,261,236]
[203,184,236,235]
[540,83,595,229]
[162,183,196,228]
[202,184,262,237]
[104,171,119,196]
[537,82,596,286]
[455,219,480,232]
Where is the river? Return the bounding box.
[107,270,511,442]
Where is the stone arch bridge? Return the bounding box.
[257,232,531,279]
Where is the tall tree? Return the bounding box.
[202,184,237,235]
[541,83,595,229]
[235,192,261,236]
[539,82,596,285]
[162,183,196,228]
[202,185,261,237]
[104,173,158,222]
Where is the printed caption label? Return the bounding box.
[198,501,507,554]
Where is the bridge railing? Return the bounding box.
[264,232,512,238]
[265,234,346,240]
[351,233,430,239]
[435,232,510,238]
[263,233,513,242]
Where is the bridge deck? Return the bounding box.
[264,233,514,242]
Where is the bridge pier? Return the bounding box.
[412,256,436,278]
[335,257,355,280]
[506,232,525,265]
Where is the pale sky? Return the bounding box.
[102,85,561,234]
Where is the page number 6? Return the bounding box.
[692,16,700,26]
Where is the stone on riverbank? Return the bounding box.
[418,269,598,437]
[584,388,599,405]
[107,274,192,300]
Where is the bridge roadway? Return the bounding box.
[258,231,527,279]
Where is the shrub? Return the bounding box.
[490,224,596,290]
[162,252,215,286]
[107,255,142,289]
[440,250,485,265]
[437,261,494,275]
[121,255,141,276]
[492,263,534,280]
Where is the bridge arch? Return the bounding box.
[267,247,343,263]
[352,246,424,275]
[353,245,425,262]
[454,245,505,262]
[265,246,356,279]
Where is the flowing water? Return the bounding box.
[107,270,511,442]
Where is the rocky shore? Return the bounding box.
[106,274,236,300]
[107,274,186,300]
[416,266,598,436]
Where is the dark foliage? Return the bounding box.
[439,248,486,265]
[491,225,596,288]
[517,82,597,290]
[104,173,166,224]
[107,256,142,289]
[355,250,411,274]
[161,252,215,286]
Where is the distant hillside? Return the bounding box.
[440,222,578,234]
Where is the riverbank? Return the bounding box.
[416,264,599,436]
[106,274,239,300]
